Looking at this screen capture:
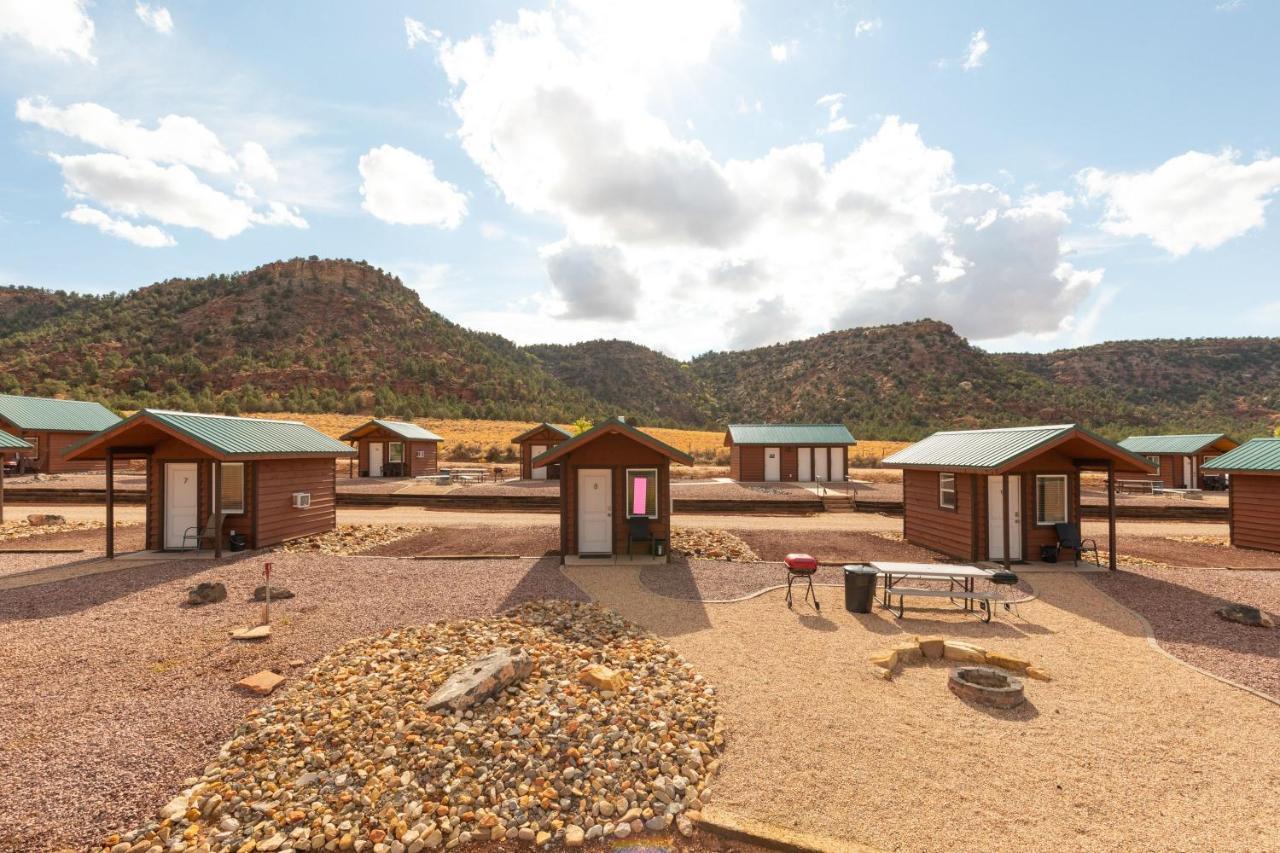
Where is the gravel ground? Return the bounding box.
[0,525,145,579]
[1096,534,1280,569]
[731,529,946,564]
[565,565,1280,852]
[448,481,561,497]
[361,526,560,557]
[1081,486,1229,508]
[2,471,147,490]
[0,553,587,852]
[671,482,816,501]
[1091,567,1280,698]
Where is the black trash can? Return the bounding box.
[228,532,248,552]
[1039,544,1058,563]
[843,564,879,613]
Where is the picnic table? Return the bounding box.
[869,561,996,623]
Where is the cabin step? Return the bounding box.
[821,496,858,513]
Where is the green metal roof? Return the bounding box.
[532,416,694,466]
[76,409,356,458]
[0,393,120,433]
[339,419,442,442]
[0,428,33,450]
[726,424,856,445]
[511,422,573,443]
[1119,434,1233,455]
[1202,438,1280,473]
[883,424,1154,473]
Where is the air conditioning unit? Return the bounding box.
[291,492,311,509]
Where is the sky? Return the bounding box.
[1,0,1278,359]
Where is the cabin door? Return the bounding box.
[987,476,1023,561]
[164,462,199,550]
[1182,456,1193,488]
[577,469,613,555]
[531,445,548,480]
[814,448,828,482]
[829,448,844,482]
[368,442,383,477]
[763,448,781,482]
[798,449,812,482]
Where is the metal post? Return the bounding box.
[0,452,6,524]
[1107,460,1117,571]
[106,449,115,559]
[1001,472,1011,570]
[213,460,223,559]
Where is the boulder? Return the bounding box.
[1025,666,1052,682]
[187,582,227,606]
[26,513,66,526]
[942,641,986,664]
[1216,604,1275,628]
[868,651,898,671]
[578,663,627,692]
[236,670,285,696]
[252,585,295,601]
[891,642,922,665]
[985,651,1032,673]
[916,635,946,660]
[425,647,532,712]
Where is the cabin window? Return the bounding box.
[388,442,404,463]
[220,463,246,514]
[416,449,426,459]
[938,472,956,509]
[1035,475,1068,526]
[1146,455,1161,474]
[24,435,39,459]
[626,468,658,519]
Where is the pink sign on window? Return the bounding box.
[632,475,648,516]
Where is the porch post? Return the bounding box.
[106,449,115,559]
[0,453,6,524]
[214,460,223,559]
[1001,472,1011,570]
[1107,460,1116,571]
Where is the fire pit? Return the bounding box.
[948,666,1026,709]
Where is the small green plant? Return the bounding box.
[572,417,593,435]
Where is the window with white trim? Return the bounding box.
[1035,475,1068,526]
[220,462,246,514]
[1146,455,1161,474]
[938,472,956,509]
[388,442,404,463]
[626,468,658,518]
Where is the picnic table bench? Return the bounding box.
[870,562,997,623]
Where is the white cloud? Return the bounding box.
[737,96,763,115]
[1079,149,1280,255]
[64,204,175,248]
[769,39,797,62]
[854,19,881,37]
[357,144,467,229]
[1215,0,1245,11]
[816,93,853,135]
[16,97,238,173]
[430,3,1095,355]
[405,17,439,49]
[963,29,989,70]
[236,141,277,183]
[134,2,173,35]
[0,0,95,62]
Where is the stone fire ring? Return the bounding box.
[948,665,1026,709]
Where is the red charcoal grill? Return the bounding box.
[784,553,820,610]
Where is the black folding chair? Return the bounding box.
[1055,522,1100,567]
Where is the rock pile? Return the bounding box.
[102,600,722,851]
[670,528,758,561]
[0,518,102,541]
[277,524,418,555]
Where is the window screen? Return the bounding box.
[1036,475,1068,525]
[938,472,956,509]
[627,469,658,518]
[221,463,246,514]
[388,442,404,463]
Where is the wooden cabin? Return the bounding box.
[65,410,355,557]
[532,417,693,564]
[1118,434,1240,490]
[724,424,856,483]
[1203,439,1280,553]
[511,423,572,480]
[883,424,1155,569]
[339,419,442,478]
[0,393,120,474]
[0,428,34,523]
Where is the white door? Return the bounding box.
[530,445,547,480]
[1182,456,1193,488]
[164,462,199,550]
[763,447,781,482]
[829,448,844,482]
[368,442,383,477]
[577,469,613,554]
[814,448,828,481]
[798,448,812,482]
[987,475,1023,561]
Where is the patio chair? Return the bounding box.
[183,514,218,552]
[628,518,653,560]
[1054,522,1100,567]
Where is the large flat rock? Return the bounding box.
[425,646,532,712]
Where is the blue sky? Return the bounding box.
[1,0,1277,358]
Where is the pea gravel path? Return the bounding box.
[565,563,1280,852]
[0,553,586,852]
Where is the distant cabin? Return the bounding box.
[511,423,572,480]
[0,393,121,474]
[724,424,855,483]
[1204,439,1280,553]
[65,410,355,557]
[339,419,443,478]
[1118,434,1239,490]
[883,424,1155,569]
[533,417,693,564]
[0,429,34,522]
